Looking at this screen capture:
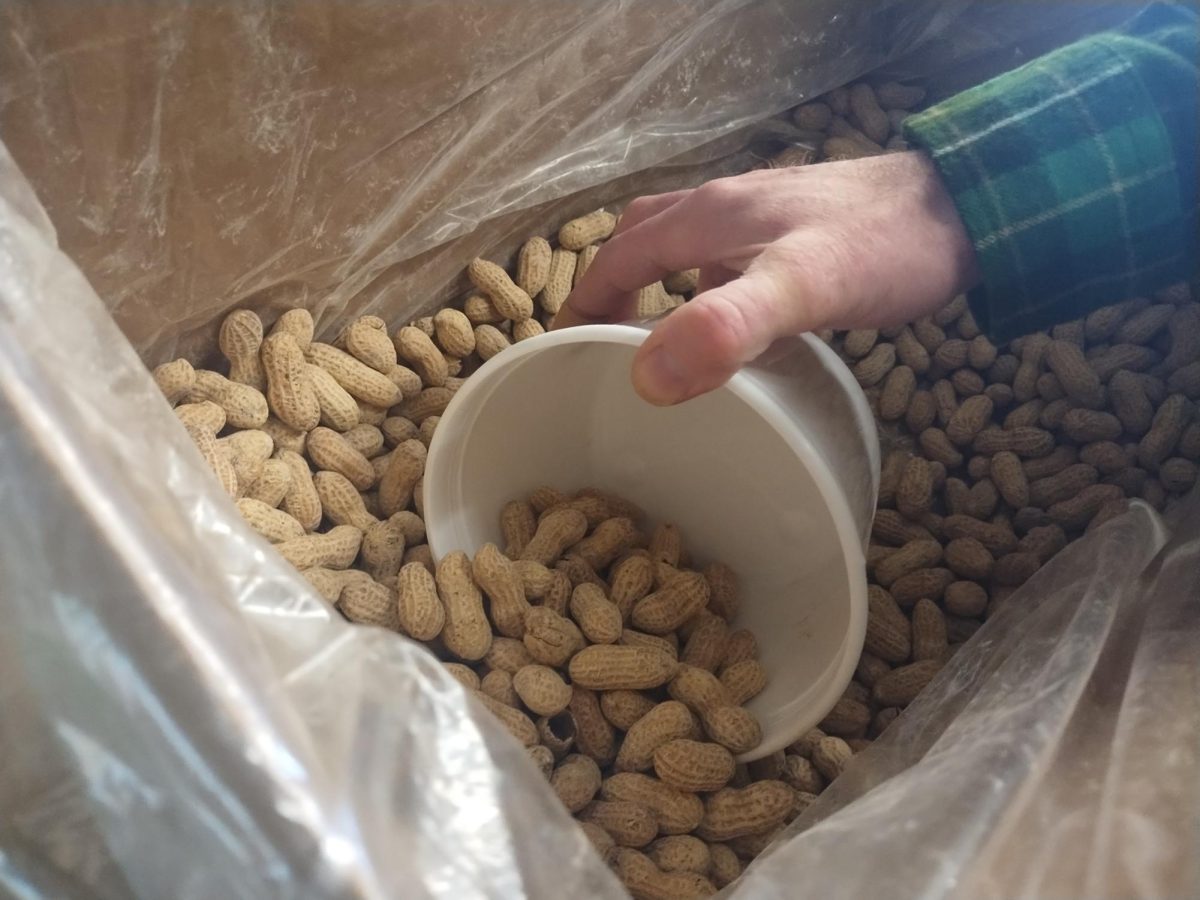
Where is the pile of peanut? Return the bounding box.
[146,74,1199,899]
[815,282,1200,748]
[469,493,792,898]
[150,213,803,897]
[764,79,926,169]
[767,78,1200,791]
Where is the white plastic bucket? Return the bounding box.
[425,324,878,760]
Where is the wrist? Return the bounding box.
[908,151,981,297]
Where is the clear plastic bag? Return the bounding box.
[736,498,1200,898]
[1,2,1194,898]
[1,0,966,364]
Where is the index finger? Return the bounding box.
[554,198,706,329]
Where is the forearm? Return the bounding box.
[904,2,1199,343]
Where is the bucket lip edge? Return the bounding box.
[423,324,869,756]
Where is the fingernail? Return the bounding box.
[636,345,691,405]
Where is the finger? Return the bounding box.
[552,290,636,329]
[556,202,715,329]
[630,260,819,406]
[612,190,693,236]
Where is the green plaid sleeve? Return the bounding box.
[905,3,1198,344]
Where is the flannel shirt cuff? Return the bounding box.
[904,12,1195,344]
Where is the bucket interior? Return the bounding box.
[427,330,866,756]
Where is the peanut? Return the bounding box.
[647,835,710,875]
[537,714,576,759]
[484,636,534,674]
[472,542,532,639]
[338,318,395,375]
[343,423,385,459]
[662,269,698,295]
[513,664,573,716]
[879,365,916,421]
[873,539,942,586]
[631,572,709,635]
[260,416,307,454]
[615,701,697,773]
[1138,394,1191,470]
[873,659,942,707]
[680,614,730,672]
[516,236,553,297]
[1046,340,1103,407]
[888,567,955,605]
[402,543,434,573]
[603,773,705,836]
[314,470,378,531]
[378,439,426,516]
[574,517,640,571]
[473,690,538,747]
[524,607,585,667]
[570,583,624,644]
[702,706,762,755]
[218,309,267,392]
[435,551,492,661]
[559,210,617,251]
[276,449,322,531]
[380,417,418,451]
[864,586,910,662]
[946,394,994,446]
[154,358,197,405]
[394,325,448,388]
[520,507,589,566]
[623,629,679,660]
[611,554,656,620]
[361,516,407,583]
[653,740,735,793]
[719,660,766,706]
[398,386,452,423]
[190,369,269,429]
[276,525,362,570]
[307,426,375,490]
[614,848,716,899]
[218,428,273,488]
[299,363,358,432]
[244,458,292,508]
[236,498,304,543]
[601,691,658,731]
[336,577,397,630]
[552,754,603,813]
[569,685,617,765]
[853,342,896,387]
[385,364,424,398]
[668,666,734,715]
[304,342,401,408]
[176,399,226,434]
[538,248,577,316]
[269,308,314,348]
[468,258,534,322]
[527,745,555,779]
[696,782,793,842]
[570,645,678,692]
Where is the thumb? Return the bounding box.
[631,264,816,406]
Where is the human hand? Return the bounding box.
[553,151,980,405]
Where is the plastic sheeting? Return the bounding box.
[1,0,965,364]
[1,1,1195,898]
[0,145,622,899]
[741,498,1200,898]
